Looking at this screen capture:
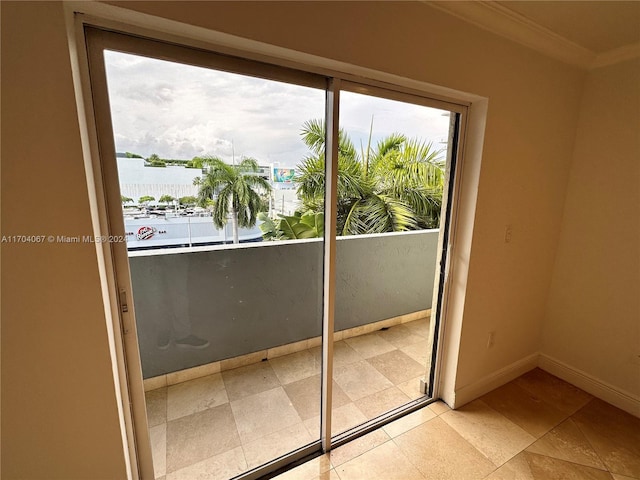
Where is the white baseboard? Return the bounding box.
[539,354,640,418]
[452,352,539,408]
[450,353,640,418]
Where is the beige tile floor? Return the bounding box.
[146,319,432,479]
[275,368,640,480]
[145,322,640,480]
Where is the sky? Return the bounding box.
[104,51,451,168]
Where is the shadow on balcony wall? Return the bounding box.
[129,230,439,378]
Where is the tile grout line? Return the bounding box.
[566,398,615,475]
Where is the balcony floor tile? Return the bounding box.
[230,386,303,444]
[333,360,394,402]
[269,349,322,385]
[166,403,240,473]
[167,373,227,421]
[283,374,350,421]
[368,349,426,385]
[221,361,280,402]
[147,318,431,479]
[344,333,396,359]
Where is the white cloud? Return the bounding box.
[104,51,450,167]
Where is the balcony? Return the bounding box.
[132,230,439,478]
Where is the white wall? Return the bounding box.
[542,58,640,405]
[1,2,129,478]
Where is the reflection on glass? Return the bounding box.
[104,51,325,477]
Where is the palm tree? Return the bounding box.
[196,156,272,244]
[295,119,445,235]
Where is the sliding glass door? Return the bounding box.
[85,26,464,480]
[327,87,456,438]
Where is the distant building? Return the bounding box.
[117,158,203,202]
[117,157,278,204]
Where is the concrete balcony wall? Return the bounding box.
[129,230,439,378]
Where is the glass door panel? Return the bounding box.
[102,50,326,478]
[330,89,454,436]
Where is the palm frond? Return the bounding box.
[342,195,417,235]
[375,133,406,159]
[341,199,364,235]
[237,157,261,173]
[301,118,358,160]
[295,154,327,209]
[300,119,326,155]
[212,184,233,228]
[243,173,271,191]
[337,156,370,200]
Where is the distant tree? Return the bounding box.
[125,152,143,158]
[138,195,155,205]
[179,196,198,206]
[146,153,166,167]
[159,194,176,204]
[190,156,206,168]
[121,195,134,204]
[196,156,272,244]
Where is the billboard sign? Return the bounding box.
[273,168,295,183]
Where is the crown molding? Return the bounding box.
[592,41,640,69]
[425,1,597,69]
